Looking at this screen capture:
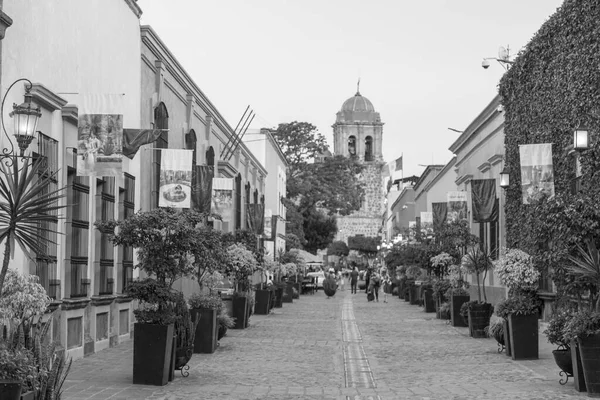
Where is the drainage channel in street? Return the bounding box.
[341,294,380,400]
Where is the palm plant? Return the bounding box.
[567,240,600,312]
[0,156,66,293]
[461,246,493,303]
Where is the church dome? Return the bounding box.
[341,92,375,113]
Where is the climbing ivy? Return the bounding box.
[498,0,600,297]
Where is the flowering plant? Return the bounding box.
[262,257,279,272]
[430,252,454,277]
[447,264,470,292]
[188,293,223,312]
[277,263,297,276]
[0,268,50,326]
[495,248,540,292]
[225,243,258,292]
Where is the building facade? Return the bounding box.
[333,91,386,242]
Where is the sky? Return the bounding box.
[139,0,564,178]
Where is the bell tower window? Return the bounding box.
[365,136,373,161]
[348,135,356,157]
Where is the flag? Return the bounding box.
[77,94,124,177]
[192,165,213,213]
[471,179,497,222]
[122,129,164,159]
[519,143,555,204]
[395,156,403,171]
[212,178,234,222]
[447,191,468,222]
[158,149,193,208]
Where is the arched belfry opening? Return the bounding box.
[348,135,356,156]
[365,136,373,161]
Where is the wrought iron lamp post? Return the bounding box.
[1,78,41,160]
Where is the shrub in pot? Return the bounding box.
[544,307,575,383]
[485,315,505,352]
[224,243,257,329]
[188,292,222,354]
[0,345,37,400]
[461,247,494,338]
[217,311,236,341]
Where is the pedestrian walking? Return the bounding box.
[350,267,359,294]
[337,270,344,291]
[365,268,372,293]
[369,272,381,302]
[382,272,392,303]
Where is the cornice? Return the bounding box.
[30,83,68,111]
[488,154,504,166]
[455,174,474,186]
[217,160,238,178]
[478,162,491,174]
[453,123,504,169]
[423,157,456,193]
[0,10,13,40]
[123,0,143,19]
[61,104,78,125]
[449,94,502,154]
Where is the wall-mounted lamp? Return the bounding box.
[1,79,41,159]
[499,166,510,189]
[573,127,589,151]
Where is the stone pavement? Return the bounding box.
[62,289,588,400]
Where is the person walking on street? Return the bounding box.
[369,272,381,302]
[350,267,359,294]
[382,272,392,303]
[365,268,372,293]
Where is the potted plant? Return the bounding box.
[406,265,422,305]
[544,307,576,385]
[438,301,451,320]
[485,314,505,353]
[461,247,494,338]
[432,278,451,319]
[173,293,198,373]
[495,248,541,360]
[255,259,277,314]
[564,240,600,395]
[224,242,257,329]
[188,292,221,354]
[97,208,206,386]
[447,264,470,327]
[0,346,36,400]
[217,311,236,342]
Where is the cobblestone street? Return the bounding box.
[63,290,587,400]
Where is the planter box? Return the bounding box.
[468,303,492,338]
[133,323,174,386]
[571,340,587,392]
[578,334,600,396]
[508,313,538,360]
[423,289,435,313]
[269,289,275,310]
[409,283,419,305]
[274,287,284,308]
[254,289,271,315]
[0,380,21,400]
[450,295,469,327]
[21,391,35,400]
[503,319,512,357]
[282,283,294,303]
[232,296,248,329]
[293,282,301,298]
[191,308,218,354]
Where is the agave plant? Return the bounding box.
[0,156,66,293]
[567,240,600,312]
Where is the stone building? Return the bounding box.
[333,90,386,243]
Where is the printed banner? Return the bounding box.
[192,165,214,213]
[519,143,555,204]
[246,203,256,232]
[420,212,433,238]
[212,178,234,222]
[264,209,273,240]
[122,128,164,159]
[471,179,497,223]
[77,94,124,176]
[447,191,468,223]
[159,149,193,208]
[432,202,448,232]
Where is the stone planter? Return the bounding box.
[578,333,600,396]
[232,296,248,329]
[133,323,174,386]
[468,302,492,338]
[191,308,217,354]
[508,313,538,360]
[255,289,271,315]
[571,340,587,393]
[450,295,469,327]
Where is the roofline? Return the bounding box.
[413,165,446,192]
[448,94,502,154]
[391,186,414,210]
[422,157,457,193]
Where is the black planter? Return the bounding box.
[552,349,573,377]
[269,289,275,310]
[468,303,492,338]
[0,380,21,400]
[423,289,435,313]
[450,295,469,327]
[409,283,419,305]
[233,296,248,329]
[174,346,193,370]
[282,283,294,303]
[133,323,174,386]
[217,325,227,341]
[578,333,600,396]
[191,308,217,354]
[571,340,587,392]
[20,391,35,400]
[293,282,301,298]
[508,313,538,360]
[274,287,284,308]
[255,290,271,315]
[503,319,512,357]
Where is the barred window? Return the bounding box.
[121,173,135,293]
[69,150,90,298]
[99,177,115,295]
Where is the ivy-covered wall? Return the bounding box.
[499,0,600,291]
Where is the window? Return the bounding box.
[68,151,90,298]
[206,146,215,166]
[365,136,373,161]
[34,133,60,299]
[153,103,169,208]
[120,173,135,293]
[99,177,115,295]
[348,135,356,156]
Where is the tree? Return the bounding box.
[271,121,328,177]
[327,240,350,267]
[303,207,337,254]
[284,232,302,252]
[348,235,381,266]
[0,157,66,293]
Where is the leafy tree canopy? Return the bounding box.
[327,241,349,257]
[271,121,328,177]
[348,235,381,260]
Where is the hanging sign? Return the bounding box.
[159,149,193,209]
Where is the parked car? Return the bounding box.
[306,271,326,290]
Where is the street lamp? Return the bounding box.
[1,79,41,159]
[573,127,589,151]
[499,166,510,189]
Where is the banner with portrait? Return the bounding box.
[420,212,434,238]
[158,149,193,208]
[212,178,234,222]
[447,191,468,223]
[519,143,555,204]
[77,94,124,176]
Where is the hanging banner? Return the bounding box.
[212,178,234,222]
[192,165,214,213]
[432,202,448,232]
[246,203,256,232]
[255,202,265,235]
[420,212,433,238]
[264,209,273,240]
[158,149,193,208]
[122,128,164,159]
[471,179,497,222]
[447,191,468,223]
[77,94,124,176]
[519,143,555,204]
